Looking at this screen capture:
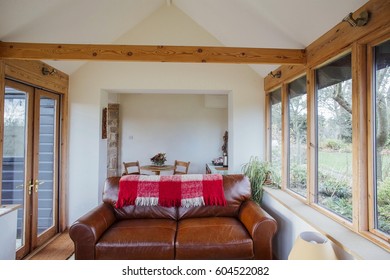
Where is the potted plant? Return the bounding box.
[150,152,167,166]
[241,156,279,203]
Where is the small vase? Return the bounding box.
[223,153,228,167]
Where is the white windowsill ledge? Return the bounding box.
[263,187,390,260]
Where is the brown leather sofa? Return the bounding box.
[69,174,277,260]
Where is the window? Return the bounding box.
[315,53,353,221]
[263,4,390,250]
[373,39,390,237]
[270,88,282,175]
[288,76,307,197]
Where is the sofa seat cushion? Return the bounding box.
[95,219,176,260]
[175,217,254,259]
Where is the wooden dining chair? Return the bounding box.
[122,161,141,175]
[173,160,190,175]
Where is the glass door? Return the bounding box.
[1,80,60,259]
[31,89,59,249]
[1,80,33,258]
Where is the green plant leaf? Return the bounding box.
[241,156,276,203]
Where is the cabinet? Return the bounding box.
[205,163,229,175]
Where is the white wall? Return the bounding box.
[119,94,227,175]
[261,192,354,260]
[67,5,265,224]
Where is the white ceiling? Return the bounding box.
[0,0,368,77]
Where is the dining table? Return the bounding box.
[141,164,174,175]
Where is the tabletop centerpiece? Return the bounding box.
[150,152,167,166]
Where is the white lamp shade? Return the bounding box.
[288,231,338,260]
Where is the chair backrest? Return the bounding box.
[122,161,141,175]
[173,160,190,175]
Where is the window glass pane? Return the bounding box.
[270,88,282,176]
[374,39,390,236]
[288,76,307,197]
[316,53,353,221]
[37,97,57,235]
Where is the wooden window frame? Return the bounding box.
[366,34,390,246]
[264,0,390,250]
[268,87,283,168]
[285,74,308,199]
[265,37,390,251]
[312,50,356,230]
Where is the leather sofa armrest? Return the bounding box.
[238,200,278,259]
[69,203,116,260]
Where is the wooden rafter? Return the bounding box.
[0,42,306,65]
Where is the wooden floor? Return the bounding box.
[24,231,74,260]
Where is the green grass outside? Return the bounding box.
[317,150,390,234]
[319,150,390,177]
[318,151,353,175]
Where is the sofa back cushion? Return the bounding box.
[177,174,251,220]
[102,174,251,220]
[102,177,177,220]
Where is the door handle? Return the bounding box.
[16,181,35,195]
[34,180,45,192]
[22,181,34,195]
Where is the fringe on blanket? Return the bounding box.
[135,197,159,206]
[181,197,205,208]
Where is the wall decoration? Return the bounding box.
[102,107,107,139]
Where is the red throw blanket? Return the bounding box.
[116,174,227,208]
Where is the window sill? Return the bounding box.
[263,187,390,260]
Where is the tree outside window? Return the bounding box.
[315,54,353,221]
[288,76,307,197]
[270,88,282,177]
[373,39,390,236]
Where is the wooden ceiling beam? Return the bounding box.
[0,42,306,65]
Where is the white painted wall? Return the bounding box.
[119,94,227,175]
[261,193,354,260]
[67,5,264,224]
